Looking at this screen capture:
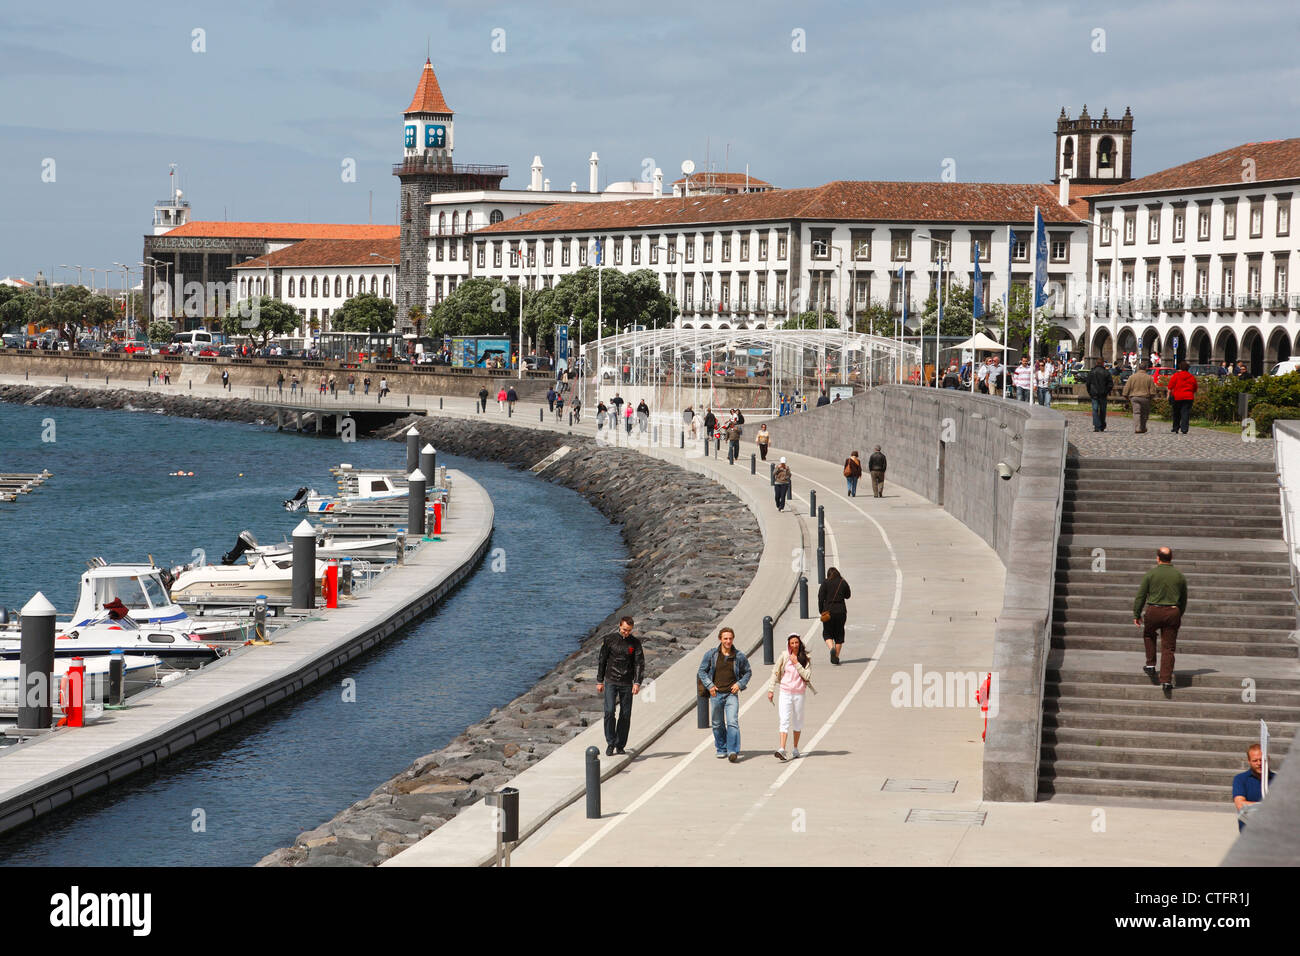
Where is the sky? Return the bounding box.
[2,0,1297,287]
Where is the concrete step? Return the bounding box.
[1053,603,1295,628]
[1047,679,1300,707]
[1055,582,1292,603]
[1052,620,1293,643]
[1039,758,1248,789]
[1041,741,1286,770]
[1068,458,1275,472]
[1037,774,1234,803]
[1045,695,1300,724]
[1061,522,1281,540]
[1043,709,1299,738]
[1048,666,1300,691]
[1042,725,1292,756]
[1065,479,1277,495]
[1062,502,1280,520]
[1051,634,1297,658]
[1055,557,1289,575]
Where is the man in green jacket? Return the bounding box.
[1133,547,1188,697]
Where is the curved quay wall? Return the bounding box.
[762,386,1068,801]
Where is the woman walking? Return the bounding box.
[843,450,862,497]
[496,385,507,411]
[766,634,814,760]
[818,566,851,665]
[755,423,770,460]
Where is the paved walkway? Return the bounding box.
[1054,407,1273,461]
[0,369,1245,863]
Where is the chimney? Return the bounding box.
[589,152,599,193]
[543,178,550,192]
[530,155,543,192]
[653,167,663,198]
[1058,174,1070,207]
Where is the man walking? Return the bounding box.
[506,385,517,412]
[478,385,489,413]
[546,385,556,413]
[697,627,752,762]
[1134,546,1187,697]
[595,615,643,756]
[773,457,792,511]
[868,445,887,498]
[1167,361,1198,434]
[1086,357,1114,432]
[726,419,741,465]
[1013,356,1032,401]
[1122,361,1156,433]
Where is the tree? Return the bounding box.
[427,278,520,338]
[919,281,986,337]
[149,319,175,343]
[407,304,428,336]
[856,302,894,337]
[781,311,840,330]
[0,290,53,332]
[334,292,397,335]
[526,268,674,344]
[222,297,301,346]
[1001,285,1060,356]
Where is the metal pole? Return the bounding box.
[585,746,601,818]
[798,575,809,618]
[750,453,756,475]
[108,649,125,707]
[17,592,56,731]
[405,426,420,474]
[818,507,825,552]
[408,469,427,538]
[809,488,817,517]
[817,546,826,584]
[291,520,316,610]
[697,693,710,729]
[762,615,774,665]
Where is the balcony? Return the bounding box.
[1265,295,1291,310]
[393,159,509,179]
[1116,299,1134,318]
[1187,296,1210,313]
[1161,297,1186,312]
[1237,294,1263,311]
[1210,294,1235,311]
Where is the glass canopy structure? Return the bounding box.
[581,327,921,417]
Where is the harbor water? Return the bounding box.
[0,403,625,865]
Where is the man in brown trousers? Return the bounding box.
[1134,546,1188,697]
[1121,361,1156,433]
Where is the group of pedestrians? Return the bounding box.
[1088,358,1199,434]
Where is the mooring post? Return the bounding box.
[291,520,316,610]
[420,444,436,484]
[405,426,420,474]
[408,468,427,539]
[254,594,268,642]
[17,592,56,732]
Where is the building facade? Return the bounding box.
[1086,138,1300,372]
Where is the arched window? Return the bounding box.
[452,211,460,233]
[239,278,246,297]
[256,278,263,295]
[438,212,447,234]
[1062,138,1074,173]
[334,276,342,298]
[465,211,474,232]
[370,275,378,294]
[490,209,504,225]
[287,277,295,298]
[346,276,353,297]
[383,275,391,297]
[1098,136,1114,169]
[311,277,318,297]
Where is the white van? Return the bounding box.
[171,330,214,350]
[1269,359,1300,377]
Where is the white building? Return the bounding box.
[231,237,399,336]
[467,179,1093,338]
[1087,137,1300,371]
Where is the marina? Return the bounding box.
[0,471,52,504]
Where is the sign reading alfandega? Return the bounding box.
[150,237,265,252]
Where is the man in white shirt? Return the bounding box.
[1013,356,1033,401]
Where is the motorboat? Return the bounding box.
[0,655,161,709]
[67,562,251,643]
[239,528,401,563]
[168,533,324,600]
[284,473,406,513]
[0,614,226,666]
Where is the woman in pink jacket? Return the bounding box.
[766,634,815,760]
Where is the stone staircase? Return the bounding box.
[1040,457,1300,805]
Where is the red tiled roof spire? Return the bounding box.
[405,58,453,115]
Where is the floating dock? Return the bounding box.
[0,471,52,503]
[0,470,492,836]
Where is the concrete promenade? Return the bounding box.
[0,370,1244,863]
[0,467,492,836]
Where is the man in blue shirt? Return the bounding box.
[1232,743,1276,831]
[698,627,751,763]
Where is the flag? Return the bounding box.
[973,243,984,319]
[1033,207,1048,310]
[594,239,603,266]
[897,264,907,326]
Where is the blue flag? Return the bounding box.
[897,264,907,327]
[1033,208,1048,310]
[973,243,984,319]
[594,239,603,265]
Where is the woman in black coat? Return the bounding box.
[817,566,851,665]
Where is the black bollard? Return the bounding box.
[799,575,809,619]
[17,591,56,731]
[340,560,353,596]
[697,693,710,729]
[750,453,756,475]
[762,615,774,665]
[254,594,268,642]
[408,468,427,538]
[818,507,825,553]
[585,746,601,819]
[108,650,125,708]
[702,437,709,457]
[405,427,420,474]
[570,412,574,426]
[440,397,443,409]
[809,488,817,517]
[770,462,775,485]
[817,546,826,584]
[419,444,436,485]
[291,520,316,610]
[539,408,544,422]
[680,431,684,449]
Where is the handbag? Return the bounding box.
[820,579,844,623]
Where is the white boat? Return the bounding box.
[284,473,407,513]
[168,535,324,600]
[68,562,250,644]
[0,655,160,709]
[247,530,400,562]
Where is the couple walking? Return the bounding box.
[842,447,887,497]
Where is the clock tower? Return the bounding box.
[394,59,508,328]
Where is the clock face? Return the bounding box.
[404,125,416,148]
[425,124,446,148]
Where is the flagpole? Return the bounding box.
[934,252,943,387]
[596,238,602,405]
[970,242,978,393]
[1030,206,1039,382]
[1003,225,1011,395]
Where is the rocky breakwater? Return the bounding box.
[0,384,270,424]
[260,417,762,867]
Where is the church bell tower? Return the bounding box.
[1054,106,1134,185]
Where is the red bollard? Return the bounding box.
[66,657,85,727]
[433,501,443,536]
[324,562,339,608]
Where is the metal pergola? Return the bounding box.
[581,328,920,418]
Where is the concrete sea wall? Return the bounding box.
[762,387,1068,802]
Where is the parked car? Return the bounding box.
[1269,359,1300,377]
[197,346,219,357]
[122,343,149,354]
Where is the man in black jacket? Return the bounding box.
[868,446,887,498]
[596,615,644,756]
[1086,358,1114,432]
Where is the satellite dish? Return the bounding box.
[681,159,695,176]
